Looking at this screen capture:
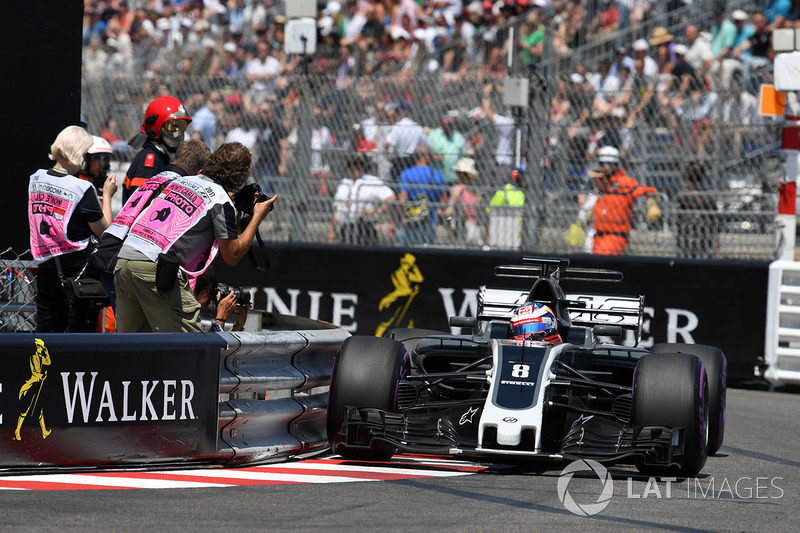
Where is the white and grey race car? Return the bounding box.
[327,256,726,476]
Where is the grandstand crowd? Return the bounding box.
[80,1,784,255]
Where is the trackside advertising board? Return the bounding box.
[0,333,221,467]
[218,245,768,382]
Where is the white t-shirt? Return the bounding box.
[245,55,281,91]
[492,114,516,166]
[385,117,428,157]
[333,174,394,223]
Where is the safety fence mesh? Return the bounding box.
[0,249,37,333]
[83,66,782,260]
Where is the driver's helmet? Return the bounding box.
[510,302,561,342]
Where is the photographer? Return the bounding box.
[28,126,117,332]
[114,142,276,333]
[194,271,249,332]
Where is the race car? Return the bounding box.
[326,256,726,476]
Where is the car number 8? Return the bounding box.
[511,364,530,378]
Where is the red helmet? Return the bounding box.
[140,95,192,140]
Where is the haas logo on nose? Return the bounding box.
[150,207,171,223]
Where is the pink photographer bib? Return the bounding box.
[28,169,95,263]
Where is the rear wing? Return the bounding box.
[494,256,624,284]
[477,287,645,342]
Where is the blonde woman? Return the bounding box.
[28,125,118,332]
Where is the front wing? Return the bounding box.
[339,405,687,469]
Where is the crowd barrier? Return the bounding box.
[0,314,349,472]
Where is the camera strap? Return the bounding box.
[248,230,270,272]
[239,215,270,272]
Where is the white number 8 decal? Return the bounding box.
[511,364,530,378]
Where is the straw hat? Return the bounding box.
[452,157,478,179]
[649,27,674,46]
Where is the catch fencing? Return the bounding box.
[82,64,783,260]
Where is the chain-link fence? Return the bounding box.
[0,248,37,333]
[82,64,783,260]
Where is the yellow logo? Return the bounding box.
[14,338,52,441]
[375,253,424,337]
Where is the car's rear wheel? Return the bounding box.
[652,343,726,455]
[327,336,408,461]
[632,352,708,477]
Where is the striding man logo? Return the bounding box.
[14,338,53,441]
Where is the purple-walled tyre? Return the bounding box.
[327,336,408,461]
[633,352,709,477]
[652,343,726,456]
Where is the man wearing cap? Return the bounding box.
[428,110,466,185]
[733,11,771,90]
[670,43,699,95]
[632,38,658,78]
[589,146,660,255]
[709,4,743,88]
[486,167,525,250]
[609,45,635,79]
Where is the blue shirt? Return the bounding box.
[398,165,448,223]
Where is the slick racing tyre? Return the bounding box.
[327,336,408,461]
[652,343,726,456]
[632,352,709,477]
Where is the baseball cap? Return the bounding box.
[732,10,748,21]
[674,43,688,56]
[633,39,649,52]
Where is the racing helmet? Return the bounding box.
[140,95,192,149]
[510,302,560,341]
[597,146,620,166]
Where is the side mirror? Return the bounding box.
[593,324,623,338]
[449,316,478,328]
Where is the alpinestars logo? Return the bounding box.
[557,459,614,516]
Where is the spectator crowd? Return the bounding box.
[81,0,783,257]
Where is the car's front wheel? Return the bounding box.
[327,336,408,461]
[652,343,726,456]
[632,352,709,477]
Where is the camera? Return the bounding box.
[215,283,251,306]
[234,182,271,216]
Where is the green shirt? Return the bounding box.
[427,128,466,184]
[521,28,545,64]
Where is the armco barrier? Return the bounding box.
[0,314,349,471]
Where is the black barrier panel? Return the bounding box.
[0,333,223,467]
[217,245,768,382]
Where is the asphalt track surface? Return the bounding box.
[1,387,798,532]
